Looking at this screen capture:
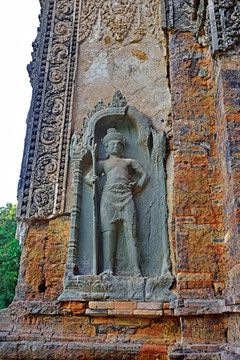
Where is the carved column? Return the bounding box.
[65,159,82,275]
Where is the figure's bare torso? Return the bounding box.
[100,158,132,185]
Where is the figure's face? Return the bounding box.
[106,140,123,157]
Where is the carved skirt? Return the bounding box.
[100,183,137,235]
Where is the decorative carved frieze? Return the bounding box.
[101,0,137,41]
[78,0,239,51]
[162,0,240,53]
[78,0,164,43]
[78,0,100,43]
[79,0,137,43]
[182,0,240,51]
[206,0,240,52]
[17,0,79,219]
[146,0,163,42]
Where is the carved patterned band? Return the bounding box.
[17,0,79,219]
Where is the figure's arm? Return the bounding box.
[84,161,103,186]
[130,159,150,194]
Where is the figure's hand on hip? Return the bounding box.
[91,175,99,184]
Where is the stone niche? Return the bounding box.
[59,91,175,302]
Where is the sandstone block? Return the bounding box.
[89,301,114,310]
[114,301,137,310]
[137,302,163,310]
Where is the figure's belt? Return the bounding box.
[103,183,132,192]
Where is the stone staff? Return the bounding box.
[90,139,98,275]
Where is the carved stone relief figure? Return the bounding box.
[85,128,149,276]
[59,91,175,302]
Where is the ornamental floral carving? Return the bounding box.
[78,0,101,43]
[101,0,137,41]
[145,0,162,41]
[78,0,163,43]
[56,0,74,18]
[206,0,240,52]
[17,0,79,219]
[77,278,112,293]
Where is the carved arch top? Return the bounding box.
[71,91,152,161]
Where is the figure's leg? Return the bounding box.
[102,223,117,274]
[123,221,141,276]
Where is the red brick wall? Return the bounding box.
[16,217,70,301]
[169,31,228,299]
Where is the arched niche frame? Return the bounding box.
[59,91,175,302]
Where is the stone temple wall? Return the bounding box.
[0,0,240,359]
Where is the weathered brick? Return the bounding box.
[163,303,170,310]
[187,280,213,289]
[133,310,160,317]
[90,317,114,324]
[114,301,137,310]
[85,309,108,316]
[114,317,150,326]
[89,301,114,310]
[108,309,133,316]
[137,302,163,310]
[163,309,174,316]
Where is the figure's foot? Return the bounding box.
[100,269,113,276]
[134,272,142,277]
[132,265,142,277]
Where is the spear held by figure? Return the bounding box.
[90,139,98,275]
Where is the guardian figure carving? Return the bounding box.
[85,128,149,275]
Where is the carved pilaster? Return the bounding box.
[17,0,80,219]
[66,159,82,274]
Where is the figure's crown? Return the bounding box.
[103,128,125,146]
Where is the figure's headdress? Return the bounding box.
[102,128,125,146]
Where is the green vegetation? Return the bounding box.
[0,203,21,309]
